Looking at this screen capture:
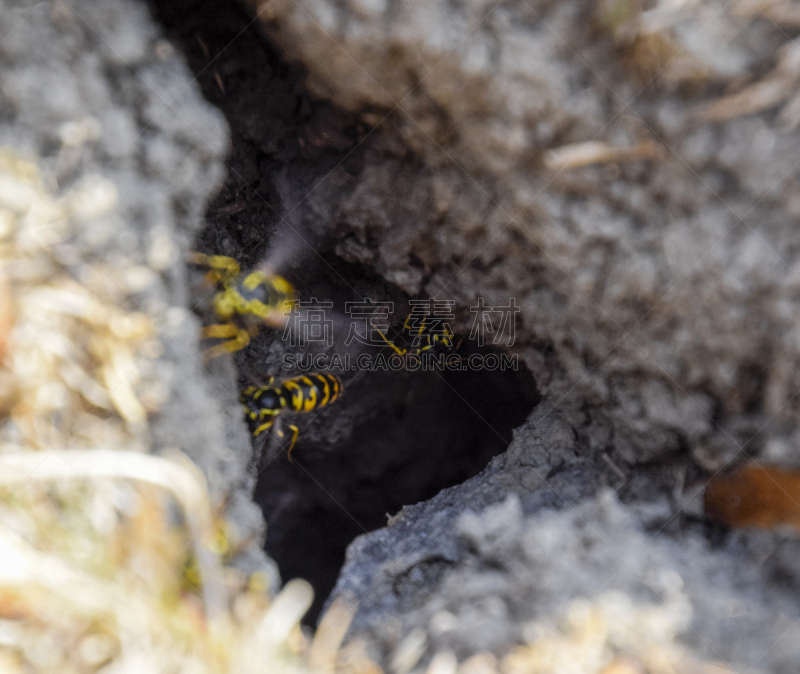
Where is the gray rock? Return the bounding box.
[333,442,800,671]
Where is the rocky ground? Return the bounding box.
[7,0,800,671]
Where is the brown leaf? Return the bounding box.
[705,464,800,530]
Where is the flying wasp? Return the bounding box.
[189,252,296,361]
[188,171,341,360]
[240,372,344,461]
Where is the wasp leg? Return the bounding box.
[286,424,300,462]
[188,252,241,283]
[201,323,251,360]
[187,250,212,266]
[273,422,300,462]
[372,321,407,356]
[439,334,455,349]
[202,322,238,339]
[188,251,223,284]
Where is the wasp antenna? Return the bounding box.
[371,319,408,356]
[187,250,209,266]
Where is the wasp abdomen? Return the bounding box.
[281,373,343,413]
[240,373,343,446]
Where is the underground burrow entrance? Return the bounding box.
[149,0,541,624]
[252,332,540,623]
[232,249,542,624]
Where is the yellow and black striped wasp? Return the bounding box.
[240,372,343,461]
[188,252,296,361]
[375,311,457,358]
[188,170,328,360]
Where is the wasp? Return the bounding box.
[240,373,343,461]
[189,252,295,361]
[376,312,456,357]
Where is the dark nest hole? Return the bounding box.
[149,0,541,624]
[253,337,540,623]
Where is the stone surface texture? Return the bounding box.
[333,404,800,672]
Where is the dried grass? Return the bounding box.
[0,147,374,674]
[543,141,663,170]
